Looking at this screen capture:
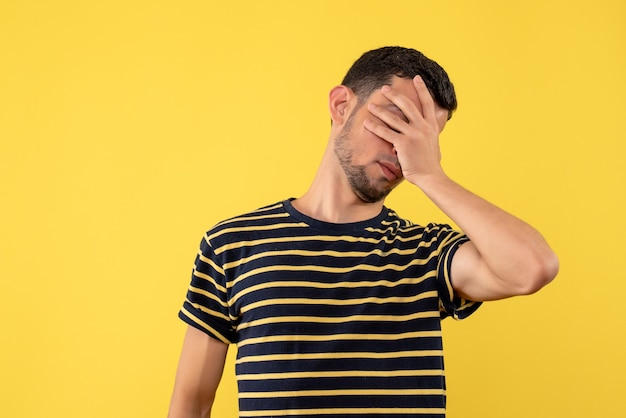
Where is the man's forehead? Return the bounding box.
[388,76,420,98]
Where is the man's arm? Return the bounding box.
[415,174,559,301]
[364,76,559,301]
[168,326,229,418]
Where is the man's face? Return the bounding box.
[334,76,449,203]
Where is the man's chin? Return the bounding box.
[355,187,392,204]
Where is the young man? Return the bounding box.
[168,46,559,418]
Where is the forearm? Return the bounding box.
[414,173,559,293]
[167,396,213,418]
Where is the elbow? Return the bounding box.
[519,250,560,295]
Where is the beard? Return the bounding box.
[340,161,392,203]
[333,111,395,204]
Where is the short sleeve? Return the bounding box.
[178,234,236,344]
[436,230,482,320]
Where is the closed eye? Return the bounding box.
[385,104,408,123]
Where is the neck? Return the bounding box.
[292,143,385,224]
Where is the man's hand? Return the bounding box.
[363,75,449,185]
[365,75,558,301]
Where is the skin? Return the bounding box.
[168,75,560,417]
[359,76,559,300]
[168,326,228,418]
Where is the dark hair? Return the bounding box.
[341,46,457,118]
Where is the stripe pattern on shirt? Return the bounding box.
[179,200,481,417]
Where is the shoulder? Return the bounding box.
[386,208,463,240]
[212,200,288,229]
[204,200,305,247]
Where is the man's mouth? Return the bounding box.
[378,162,402,182]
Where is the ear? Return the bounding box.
[328,85,355,125]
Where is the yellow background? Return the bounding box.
[1,1,624,417]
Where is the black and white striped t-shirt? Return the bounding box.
[179,199,481,417]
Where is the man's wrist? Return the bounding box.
[407,170,452,192]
